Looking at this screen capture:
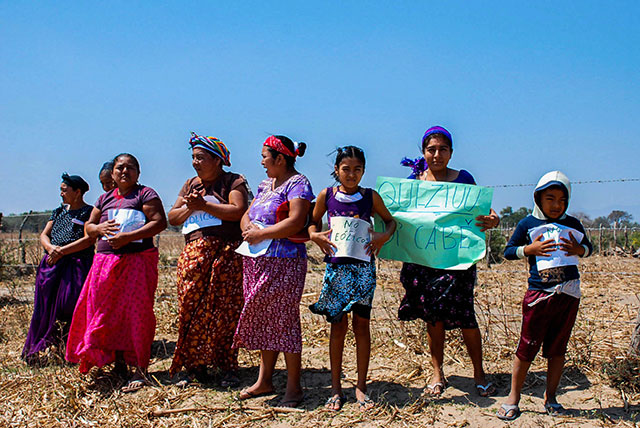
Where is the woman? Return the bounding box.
[66,153,167,392]
[167,132,249,386]
[22,173,95,364]
[399,126,500,397]
[99,161,116,192]
[233,135,313,408]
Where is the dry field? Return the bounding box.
[1,233,639,427]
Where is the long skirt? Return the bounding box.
[169,236,243,375]
[66,248,159,373]
[233,256,307,354]
[22,253,93,362]
[398,262,478,330]
[309,261,376,323]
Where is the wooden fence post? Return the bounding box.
[598,225,603,255]
[18,210,33,264]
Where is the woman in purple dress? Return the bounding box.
[233,135,313,408]
[22,173,95,364]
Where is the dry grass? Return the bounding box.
[1,232,640,427]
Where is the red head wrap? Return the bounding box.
[263,135,297,158]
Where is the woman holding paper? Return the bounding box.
[233,135,313,408]
[399,126,500,398]
[22,173,95,364]
[167,133,249,386]
[66,153,167,393]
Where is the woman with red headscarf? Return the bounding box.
[233,135,313,408]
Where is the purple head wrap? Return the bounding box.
[422,125,452,148]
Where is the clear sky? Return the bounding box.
[2,1,639,220]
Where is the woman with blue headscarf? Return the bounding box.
[22,173,95,364]
[167,132,249,386]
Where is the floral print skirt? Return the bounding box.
[309,261,376,323]
[398,262,478,330]
[170,236,243,375]
[233,256,307,354]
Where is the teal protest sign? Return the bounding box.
[374,176,494,270]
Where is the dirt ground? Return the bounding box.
[1,238,639,427]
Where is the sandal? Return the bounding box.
[423,382,445,397]
[237,388,274,401]
[356,395,375,412]
[121,378,147,393]
[544,402,570,417]
[277,395,305,409]
[496,403,520,421]
[475,381,497,397]
[324,394,347,411]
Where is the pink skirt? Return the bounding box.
[233,256,307,353]
[66,249,159,373]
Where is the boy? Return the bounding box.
[497,171,593,421]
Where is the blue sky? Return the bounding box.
[2,1,639,220]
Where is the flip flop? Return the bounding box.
[277,395,305,409]
[476,381,497,397]
[237,389,274,401]
[423,382,445,397]
[544,402,570,417]
[324,394,347,411]
[356,395,375,412]
[121,379,147,393]
[496,403,520,421]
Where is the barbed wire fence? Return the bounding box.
[1,177,639,267]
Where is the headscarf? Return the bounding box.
[422,125,453,148]
[263,135,298,158]
[61,173,89,194]
[402,125,454,178]
[189,132,231,166]
[532,170,571,220]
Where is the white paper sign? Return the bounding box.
[528,223,584,271]
[330,216,371,262]
[105,208,146,243]
[181,195,222,234]
[235,222,272,258]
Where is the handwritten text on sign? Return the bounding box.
[373,176,494,270]
[330,216,371,262]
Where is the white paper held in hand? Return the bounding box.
[235,222,272,258]
[105,208,146,243]
[182,195,222,234]
[330,216,371,262]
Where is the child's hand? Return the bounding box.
[559,232,585,256]
[310,229,337,256]
[475,213,500,232]
[365,228,389,257]
[524,234,556,257]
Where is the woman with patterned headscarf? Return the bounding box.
[167,132,249,387]
[22,173,95,365]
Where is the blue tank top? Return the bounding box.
[325,187,374,264]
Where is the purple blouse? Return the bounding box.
[248,174,314,258]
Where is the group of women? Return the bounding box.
[22,126,501,406]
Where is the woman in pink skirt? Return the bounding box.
[66,153,167,392]
[233,135,313,408]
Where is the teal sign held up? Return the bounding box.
[374,176,494,270]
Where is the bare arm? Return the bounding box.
[242,198,311,244]
[366,191,397,256]
[167,195,191,226]
[308,189,336,255]
[40,221,54,253]
[85,207,119,239]
[183,188,248,221]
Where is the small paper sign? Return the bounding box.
[235,222,272,258]
[181,195,222,234]
[330,216,371,262]
[106,208,146,243]
[528,223,584,271]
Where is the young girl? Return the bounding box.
[308,146,396,411]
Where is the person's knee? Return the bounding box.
[352,315,370,336]
[331,318,349,338]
